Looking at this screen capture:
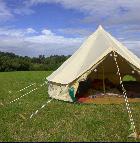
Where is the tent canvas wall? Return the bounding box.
[46,25,140,102]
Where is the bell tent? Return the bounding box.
[46,25,140,102]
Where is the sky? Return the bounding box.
[0,0,140,57]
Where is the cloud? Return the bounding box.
[0,27,84,57]
[122,41,140,58]
[57,28,93,37]
[0,27,37,37]
[26,28,84,44]
[27,0,140,26]
[106,24,140,43]
[41,29,55,36]
[0,0,33,21]
[2,0,140,28]
[122,40,140,56]
[26,28,37,34]
[1,0,140,27]
[0,0,140,57]
[13,7,34,15]
[0,26,140,58]
[0,0,13,21]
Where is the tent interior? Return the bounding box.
[75,52,140,103]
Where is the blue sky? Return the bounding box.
[0,0,140,57]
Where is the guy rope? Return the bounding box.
[113,51,137,138]
[30,99,53,119]
[9,82,46,104]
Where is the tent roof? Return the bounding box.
[47,25,140,84]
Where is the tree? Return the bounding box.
[0,51,70,72]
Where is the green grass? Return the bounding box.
[123,75,136,81]
[0,71,140,142]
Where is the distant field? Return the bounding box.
[0,71,140,142]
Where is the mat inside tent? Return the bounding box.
[76,79,140,104]
[77,95,140,104]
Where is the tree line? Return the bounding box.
[0,51,71,72]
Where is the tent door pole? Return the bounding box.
[102,62,106,94]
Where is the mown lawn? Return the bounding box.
[0,71,140,142]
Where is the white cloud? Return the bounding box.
[13,7,34,15]
[0,28,24,37]
[57,28,93,37]
[0,27,84,57]
[1,0,140,27]
[122,40,140,50]
[26,28,84,44]
[0,0,13,21]
[0,0,140,57]
[0,26,140,57]
[41,29,55,36]
[0,27,37,37]
[122,40,140,57]
[0,0,35,22]
[27,0,140,25]
[26,28,37,34]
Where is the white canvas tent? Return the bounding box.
[47,25,140,102]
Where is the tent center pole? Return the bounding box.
[102,62,106,94]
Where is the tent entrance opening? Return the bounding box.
[75,53,140,103]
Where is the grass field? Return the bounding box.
[0,71,140,142]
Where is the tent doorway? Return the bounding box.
[75,53,140,103]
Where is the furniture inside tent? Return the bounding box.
[47,25,140,103]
